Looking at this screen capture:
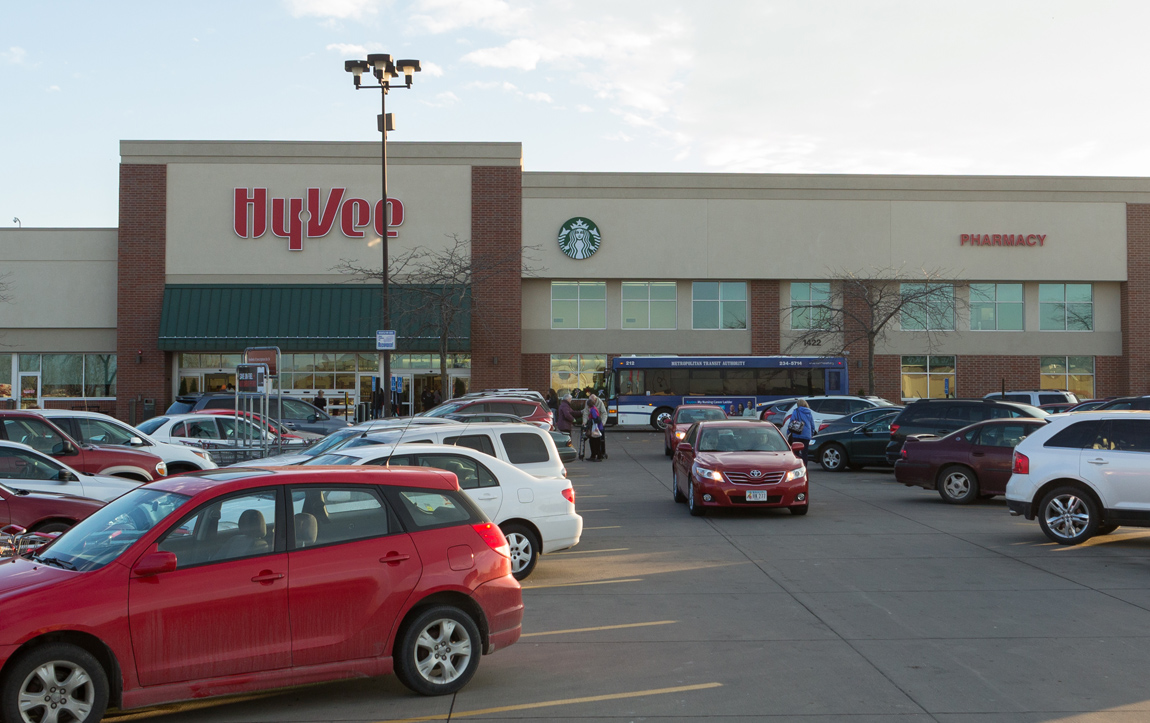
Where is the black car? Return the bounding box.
[884,398,1046,464]
[1096,396,1150,411]
[814,406,902,436]
[166,393,349,435]
[808,414,897,471]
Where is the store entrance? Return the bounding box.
[412,374,444,415]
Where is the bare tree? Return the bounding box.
[0,274,11,305]
[334,235,541,398]
[783,266,967,395]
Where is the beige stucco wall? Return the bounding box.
[0,229,118,351]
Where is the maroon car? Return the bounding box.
[664,405,727,456]
[0,482,103,534]
[0,412,167,481]
[671,420,808,516]
[894,418,1048,504]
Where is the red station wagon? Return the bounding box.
[0,411,167,481]
[0,467,523,721]
[671,420,809,516]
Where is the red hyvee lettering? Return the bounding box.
[233,188,405,251]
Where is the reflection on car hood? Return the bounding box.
[0,557,75,604]
[226,454,310,468]
[695,451,800,469]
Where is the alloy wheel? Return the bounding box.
[505,532,533,575]
[1044,493,1092,540]
[17,660,96,723]
[413,618,474,686]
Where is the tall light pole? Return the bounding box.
[344,54,420,417]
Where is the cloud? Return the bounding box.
[411,0,526,34]
[46,85,60,92]
[577,104,594,113]
[327,42,372,56]
[284,0,377,19]
[2,47,27,65]
[423,61,445,77]
[462,38,551,70]
[423,91,461,107]
[526,91,552,103]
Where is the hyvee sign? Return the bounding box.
[234,188,404,252]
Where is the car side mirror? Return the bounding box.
[57,469,76,482]
[861,427,873,436]
[1,524,27,536]
[676,442,693,453]
[308,414,318,423]
[130,436,145,447]
[791,442,806,453]
[62,441,78,456]
[132,550,178,577]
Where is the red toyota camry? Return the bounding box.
[0,467,522,721]
[671,420,809,516]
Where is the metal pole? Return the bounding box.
[381,86,392,417]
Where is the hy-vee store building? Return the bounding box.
[3,139,1150,420]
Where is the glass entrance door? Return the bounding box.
[18,374,39,409]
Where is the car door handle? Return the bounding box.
[475,493,498,500]
[251,571,284,584]
[971,452,986,457]
[380,553,410,565]
[1088,458,1109,465]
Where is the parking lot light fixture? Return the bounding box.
[343,52,420,417]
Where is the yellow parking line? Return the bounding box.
[584,525,620,530]
[552,547,628,555]
[377,682,722,722]
[522,620,676,637]
[521,577,642,589]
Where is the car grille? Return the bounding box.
[731,494,783,504]
[724,471,785,485]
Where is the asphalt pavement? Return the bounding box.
[105,432,1150,723]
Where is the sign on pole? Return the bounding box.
[244,348,279,377]
[237,364,266,394]
[376,330,397,351]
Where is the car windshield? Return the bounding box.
[678,408,727,424]
[137,417,168,436]
[301,428,362,457]
[341,432,404,449]
[423,402,464,418]
[697,426,789,453]
[303,453,361,466]
[35,488,190,572]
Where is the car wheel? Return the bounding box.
[937,466,979,505]
[501,524,539,581]
[1,642,109,723]
[1097,523,1120,535]
[672,468,686,503]
[1037,486,1099,545]
[688,478,705,517]
[30,521,71,534]
[395,605,482,696]
[819,444,847,472]
[789,505,809,516]
[651,407,674,432]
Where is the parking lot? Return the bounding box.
[104,431,1150,723]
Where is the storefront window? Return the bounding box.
[1040,284,1093,331]
[552,282,607,329]
[179,354,201,368]
[19,355,39,373]
[84,355,117,397]
[621,282,676,329]
[692,282,747,330]
[40,354,84,398]
[550,354,607,397]
[901,284,955,331]
[1040,356,1094,397]
[790,282,832,330]
[0,354,11,398]
[970,283,1023,331]
[901,355,956,399]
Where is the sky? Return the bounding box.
[5,0,1150,227]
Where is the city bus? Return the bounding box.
[607,356,849,429]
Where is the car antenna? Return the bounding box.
[385,391,422,467]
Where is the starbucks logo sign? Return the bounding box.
[557,217,601,260]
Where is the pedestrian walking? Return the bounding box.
[556,394,576,443]
[313,390,327,412]
[593,392,608,459]
[584,395,605,461]
[786,398,815,466]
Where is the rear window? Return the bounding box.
[389,488,481,529]
[1039,393,1071,405]
[305,453,360,465]
[501,432,550,464]
[167,400,197,415]
[443,434,496,456]
[1045,421,1100,449]
[512,403,537,417]
[137,417,168,436]
[203,398,235,410]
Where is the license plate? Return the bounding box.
[746,490,770,502]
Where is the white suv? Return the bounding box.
[1006,411,1150,544]
[985,390,1079,406]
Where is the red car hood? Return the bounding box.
[0,557,76,602]
[696,451,801,471]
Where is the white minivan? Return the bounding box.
[244,422,568,479]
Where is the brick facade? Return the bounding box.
[1123,204,1150,395]
[116,164,171,422]
[470,166,523,391]
[749,280,781,355]
[521,353,550,395]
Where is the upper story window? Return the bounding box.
[622,282,676,330]
[900,283,955,331]
[692,282,747,330]
[1039,283,1093,331]
[969,283,1023,331]
[551,282,606,329]
[790,282,832,330]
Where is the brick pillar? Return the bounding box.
[521,353,550,394]
[471,166,523,390]
[749,280,780,355]
[1122,204,1150,395]
[116,164,170,422]
[841,282,876,395]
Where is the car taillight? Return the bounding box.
[890,423,900,437]
[472,523,510,557]
[1013,451,1030,475]
[818,423,829,432]
[562,487,575,504]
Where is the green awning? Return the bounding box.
[158,284,470,352]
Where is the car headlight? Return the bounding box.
[692,463,723,482]
[191,449,213,462]
[155,461,168,477]
[674,430,686,439]
[785,466,807,482]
